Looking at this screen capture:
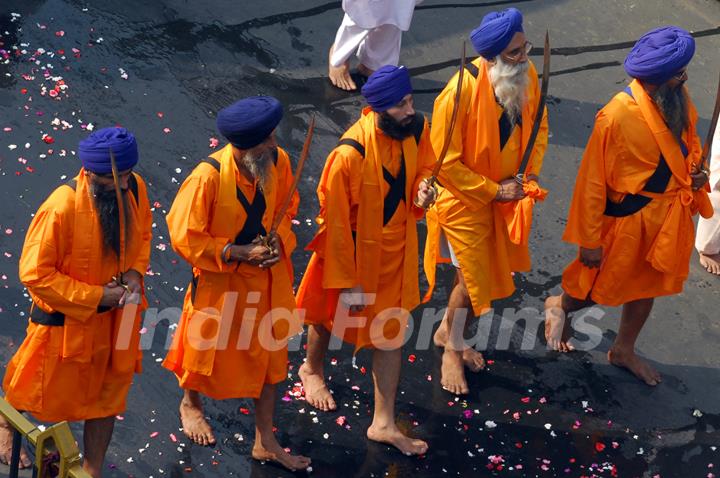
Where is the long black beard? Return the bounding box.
[91,184,131,258]
[378,112,423,141]
[651,83,689,141]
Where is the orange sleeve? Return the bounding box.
[432,72,500,209]
[274,148,299,258]
[562,111,612,249]
[19,187,103,321]
[166,167,235,273]
[129,174,153,276]
[321,150,358,289]
[412,121,438,218]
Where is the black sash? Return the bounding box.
[603,86,687,217]
[382,156,406,226]
[336,120,420,228]
[30,304,112,326]
[200,157,268,245]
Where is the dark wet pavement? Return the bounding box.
[1,0,720,476]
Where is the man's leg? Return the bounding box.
[607,298,661,386]
[82,416,114,478]
[433,270,483,395]
[0,414,31,468]
[366,348,428,455]
[544,292,594,352]
[357,23,402,76]
[328,13,366,91]
[696,190,720,275]
[298,324,337,411]
[252,384,311,471]
[179,389,216,446]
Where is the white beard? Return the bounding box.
[488,56,529,124]
[241,149,273,190]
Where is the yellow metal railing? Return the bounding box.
[0,397,91,478]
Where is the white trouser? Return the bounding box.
[329,13,402,71]
[696,174,720,255]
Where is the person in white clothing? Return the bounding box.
[696,121,720,275]
[329,0,422,91]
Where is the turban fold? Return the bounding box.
[361,65,413,112]
[624,26,695,85]
[79,127,138,174]
[217,96,283,149]
[470,8,524,60]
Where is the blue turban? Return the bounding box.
[624,26,695,85]
[217,96,283,149]
[470,8,524,60]
[78,127,138,174]
[361,65,413,112]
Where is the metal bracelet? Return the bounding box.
[221,243,233,264]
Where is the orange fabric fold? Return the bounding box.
[297,108,435,350]
[4,169,153,421]
[163,145,299,399]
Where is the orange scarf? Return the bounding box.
[464,58,547,245]
[629,79,712,272]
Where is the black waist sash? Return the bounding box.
[30,304,113,326]
[603,86,688,218]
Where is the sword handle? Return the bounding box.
[414,177,439,209]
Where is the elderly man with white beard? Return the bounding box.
[423,8,549,395]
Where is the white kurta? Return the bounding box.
[342,0,422,30]
[330,0,423,70]
[696,121,720,255]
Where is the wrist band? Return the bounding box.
[221,243,233,264]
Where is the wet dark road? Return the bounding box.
[1,1,720,477]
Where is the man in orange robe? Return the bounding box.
[162,96,309,471]
[0,127,152,477]
[296,65,436,455]
[423,8,548,395]
[544,26,712,385]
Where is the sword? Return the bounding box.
[696,70,720,174]
[260,115,316,254]
[109,149,130,292]
[415,41,466,208]
[515,30,550,184]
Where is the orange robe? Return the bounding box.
[3,170,153,422]
[163,144,299,400]
[296,108,435,350]
[424,58,549,315]
[561,80,712,305]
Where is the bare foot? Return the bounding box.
[607,347,662,386]
[433,315,448,348]
[463,348,485,372]
[367,424,428,456]
[299,362,336,412]
[328,45,356,91]
[440,349,469,395]
[357,63,375,78]
[0,416,31,469]
[700,253,720,275]
[434,317,485,372]
[544,295,575,353]
[252,436,311,471]
[180,393,216,446]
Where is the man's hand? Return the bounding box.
[259,234,283,268]
[119,269,143,306]
[100,282,126,308]
[415,178,437,209]
[579,246,603,269]
[495,178,526,203]
[229,238,279,268]
[690,164,710,191]
[340,285,366,313]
